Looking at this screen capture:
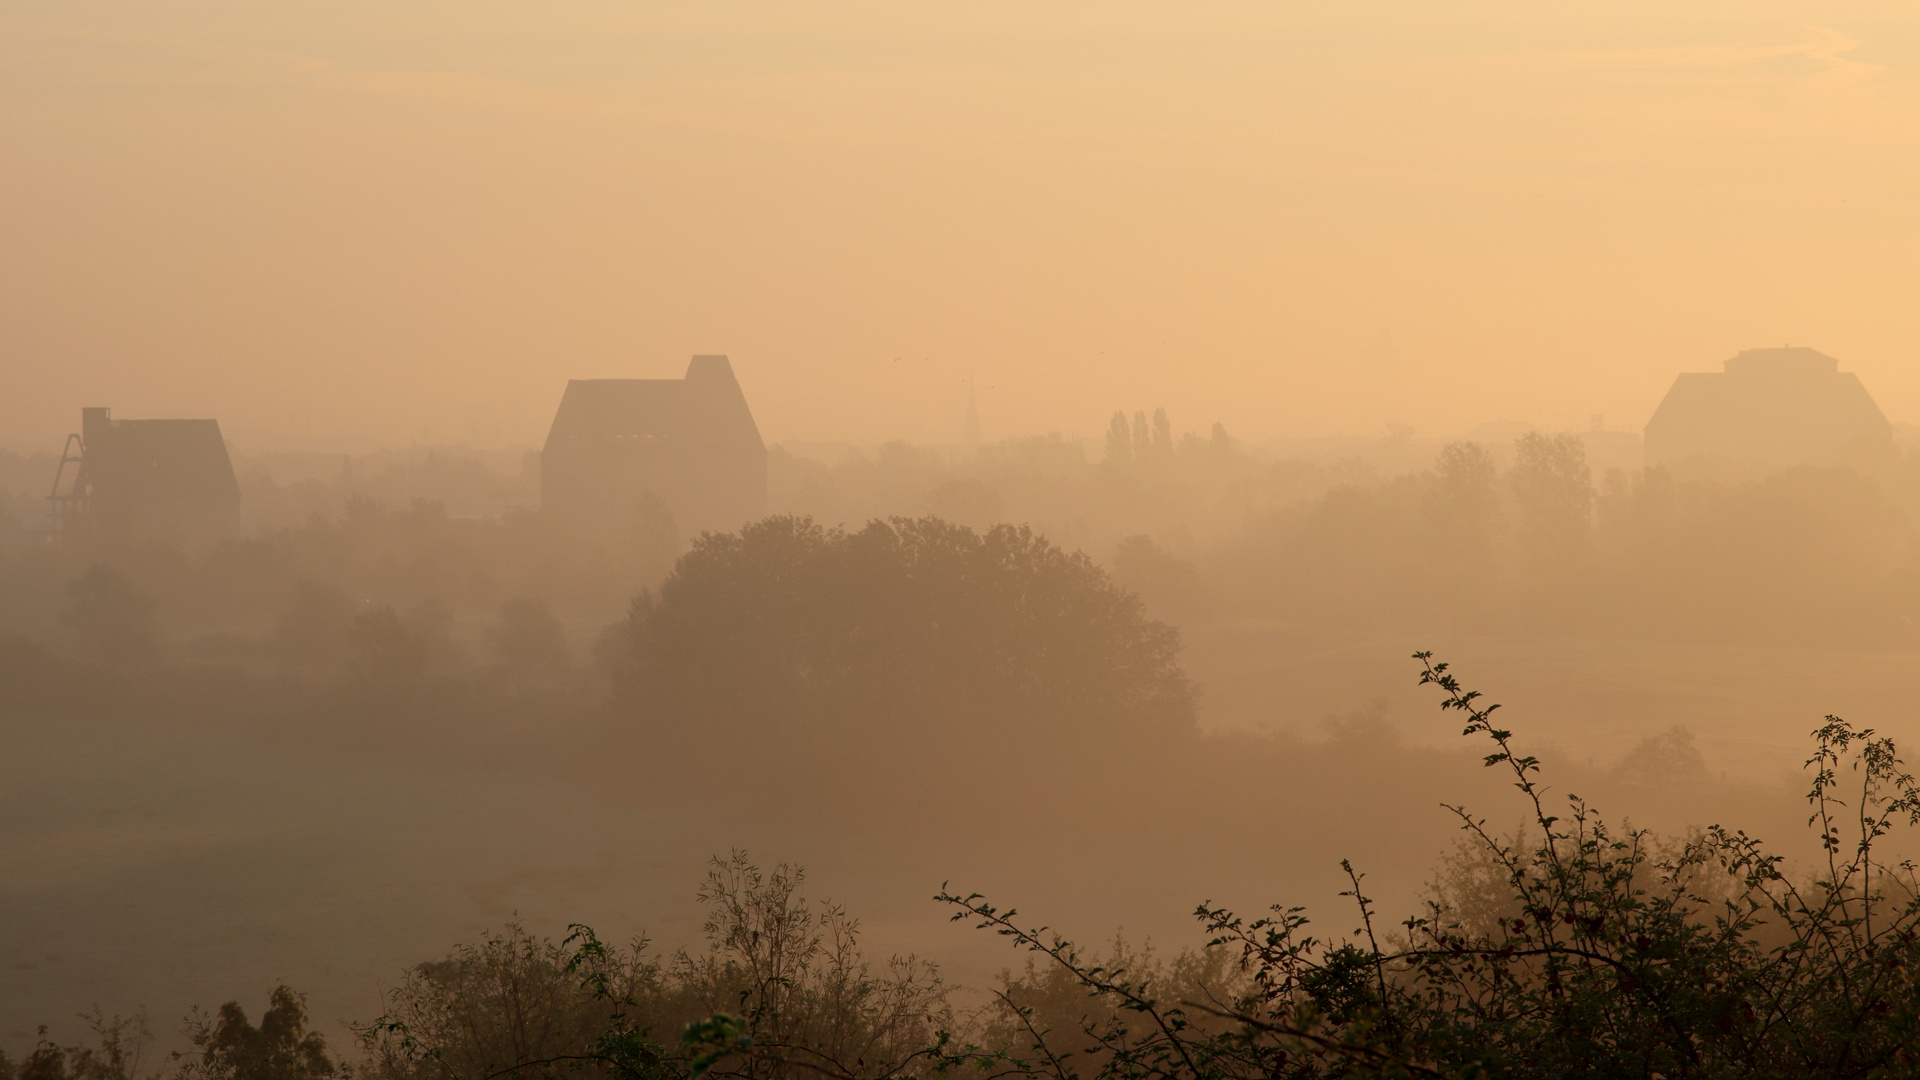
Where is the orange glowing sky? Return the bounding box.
[3,1,1917,451]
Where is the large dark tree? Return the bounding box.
[608,516,1194,749]
[177,986,335,1080]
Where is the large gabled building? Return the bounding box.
[540,355,767,539]
[49,407,241,550]
[1644,347,1892,473]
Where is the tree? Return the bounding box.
[630,490,681,585]
[1594,464,1676,571]
[1510,432,1592,572]
[1111,535,1211,623]
[60,564,161,666]
[1424,441,1499,535]
[1422,441,1501,587]
[1105,412,1132,465]
[609,516,1195,748]
[1611,725,1707,789]
[272,581,357,668]
[176,987,334,1080]
[348,605,429,683]
[484,596,571,671]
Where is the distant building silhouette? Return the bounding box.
[1644,347,1892,472]
[540,355,767,538]
[48,407,241,549]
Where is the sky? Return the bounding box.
[3,1,1917,452]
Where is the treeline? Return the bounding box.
[1209,433,1920,644]
[12,416,1920,663]
[0,496,667,670]
[12,658,1920,1080]
[10,507,1916,1076]
[0,446,538,538]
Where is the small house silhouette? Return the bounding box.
[48,407,240,550]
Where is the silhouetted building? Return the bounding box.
[540,355,767,538]
[1644,347,1892,472]
[48,407,241,549]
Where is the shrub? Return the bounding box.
[357,852,950,1080]
[2,1013,158,1080]
[355,922,660,1080]
[936,653,1920,1080]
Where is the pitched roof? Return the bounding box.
[1645,347,1890,467]
[76,417,240,503]
[543,355,763,452]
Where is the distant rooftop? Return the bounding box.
[51,406,241,549]
[1645,346,1890,472]
[1722,346,1839,378]
[540,354,768,537]
[544,355,763,449]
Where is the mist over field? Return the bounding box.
[6,3,1920,1079]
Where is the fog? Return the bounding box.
[6,2,1920,1076]
[7,1,1920,451]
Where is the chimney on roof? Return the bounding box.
[82,407,111,447]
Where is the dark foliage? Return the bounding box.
[934,654,1920,1080]
[357,853,948,1080]
[486,597,572,672]
[175,986,336,1080]
[1,1014,156,1080]
[60,565,161,666]
[607,516,1194,745]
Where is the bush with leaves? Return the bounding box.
[355,921,665,1080]
[936,653,1920,1080]
[357,852,950,1080]
[1,1013,159,1080]
[677,853,951,1078]
[977,937,1253,1075]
